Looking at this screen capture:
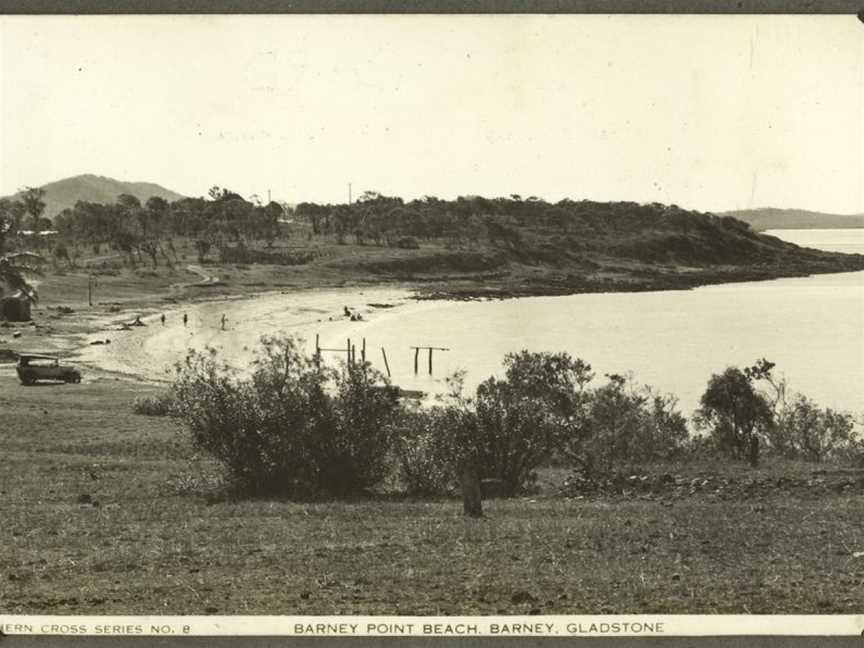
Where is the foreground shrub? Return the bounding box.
[424,353,594,498]
[394,408,456,496]
[768,394,858,462]
[471,376,561,495]
[695,362,774,467]
[561,373,688,477]
[132,392,177,417]
[171,335,399,497]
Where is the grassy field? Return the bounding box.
[2,375,863,615]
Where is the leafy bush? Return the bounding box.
[768,394,858,462]
[561,373,688,477]
[315,357,401,493]
[171,335,400,497]
[394,408,455,496]
[132,392,177,417]
[695,363,774,466]
[428,352,594,497]
[471,376,560,495]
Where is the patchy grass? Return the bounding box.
[1,376,863,615]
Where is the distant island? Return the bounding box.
[721,208,864,232]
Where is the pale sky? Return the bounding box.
[0,15,861,213]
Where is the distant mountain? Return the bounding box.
[722,208,864,232]
[6,174,186,219]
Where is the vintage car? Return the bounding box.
[16,353,82,385]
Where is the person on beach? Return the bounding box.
[183,313,188,327]
[344,306,351,317]
[221,314,227,331]
[160,313,165,326]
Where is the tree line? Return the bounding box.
[52,188,285,267]
[3,186,760,272]
[295,191,753,248]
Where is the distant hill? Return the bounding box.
[6,174,186,219]
[721,208,864,232]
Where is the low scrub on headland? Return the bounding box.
[5,187,864,309]
[164,336,863,501]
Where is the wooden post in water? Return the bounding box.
[315,334,321,367]
[361,338,366,363]
[411,346,450,376]
[347,338,352,366]
[381,347,391,378]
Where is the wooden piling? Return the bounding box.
[381,347,391,377]
[361,337,366,363]
[347,338,351,365]
[410,345,450,376]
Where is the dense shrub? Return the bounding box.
[132,392,177,417]
[394,408,455,496]
[768,394,858,462]
[407,353,689,496]
[171,335,400,497]
[471,376,558,495]
[316,358,401,493]
[425,353,595,497]
[561,374,688,477]
[695,364,774,466]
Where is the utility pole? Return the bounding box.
[348,182,352,205]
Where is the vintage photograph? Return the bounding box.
[1,14,862,617]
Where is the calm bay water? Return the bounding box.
[324,229,864,415]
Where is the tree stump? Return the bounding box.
[748,436,760,468]
[458,460,483,518]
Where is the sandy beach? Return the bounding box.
[73,286,424,382]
